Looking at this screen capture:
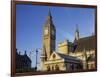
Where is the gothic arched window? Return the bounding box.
[71,64,74,70]
[47,66,50,71]
[55,65,59,71]
[52,66,54,71]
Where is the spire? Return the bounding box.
[74,24,79,41]
[46,9,53,22]
[44,8,54,28]
[48,8,52,19]
[76,24,79,33]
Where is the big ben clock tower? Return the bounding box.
[42,10,56,61]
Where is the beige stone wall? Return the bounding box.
[88,61,95,69]
[42,60,82,71]
[41,49,95,71]
[43,62,66,71]
[58,40,69,54]
[69,50,95,70]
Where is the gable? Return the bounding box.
[48,52,64,61]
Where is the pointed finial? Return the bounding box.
[48,8,52,18]
[24,50,27,55]
[74,24,79,41]
[16,48,17,52]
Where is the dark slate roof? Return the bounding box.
[74,35,95,52]
[16,52,31,63]
[56,52,81,62]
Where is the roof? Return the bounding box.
[44,52,81,64]
[44,10,55,30]
[56,52,81,62]
[74,35,95,52]
[16,52,31,63]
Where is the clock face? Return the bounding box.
[44,29,48,35]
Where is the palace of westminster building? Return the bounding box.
[40,10,96,71]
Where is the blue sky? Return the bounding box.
[16,4,95,68]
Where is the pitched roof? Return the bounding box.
[45,52,81,64]
[16,52,31,63]
[74,35,95,52]
[56,52,81,63]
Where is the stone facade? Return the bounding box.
[41,11,96,71]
